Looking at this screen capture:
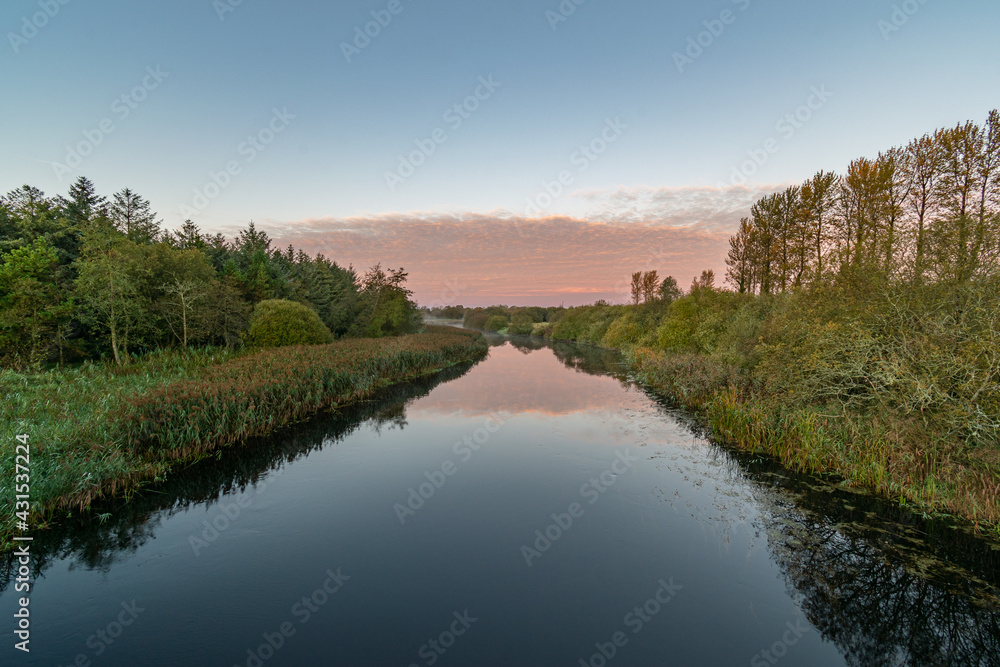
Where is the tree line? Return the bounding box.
[0,176,419,368]
[726,110,1000,293]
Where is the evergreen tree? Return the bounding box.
[109,188,161,243]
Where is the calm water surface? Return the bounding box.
[2,337,999,666]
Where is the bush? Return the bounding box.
[507,322,535,336]
[484,315,509,332]
[248,299,334,348]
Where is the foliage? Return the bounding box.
[726,110,1000,294]
[354,264,422,337]
[0,239,72,367]
[484,315,509,332]
[0,177,421,369]
[248,299,335,347]
[0,329,487,543]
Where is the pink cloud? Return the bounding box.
[252,185,784,307]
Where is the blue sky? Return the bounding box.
[3,0,998,303]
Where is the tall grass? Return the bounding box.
[627,346,1000,529]
[0,328,486,546]
[560,280,1000,532]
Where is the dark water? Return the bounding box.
[2,337,999,666]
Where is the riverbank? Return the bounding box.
[0,326,487,547]
[460,285,1000,534]
[625,346,1000,536]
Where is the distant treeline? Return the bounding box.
[0,177,420,368]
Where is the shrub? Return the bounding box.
[507,322,535,336]
[484,315,509,332]
[601,314,643,349]
[248,299,334,348]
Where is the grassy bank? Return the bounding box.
[0,326,486,545]
[465,281,1000,533]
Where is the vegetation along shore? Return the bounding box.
[0,177,487,547]
[443,111,1000,534]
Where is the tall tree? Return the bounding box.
[799,170,839,282]
[0,239,71,367]
[60,176,107,229]
[640,270,661,303]
[109,188,161,244]
[657,275,682,303]
[904,134,942,284]
[726,218,754,293]
[935,122,981,282]
[74,229,149,365]
[629,271,643,305]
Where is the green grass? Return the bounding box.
[0,327,487,548]
[627,346,1000,533]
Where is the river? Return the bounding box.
[2,336,998,666]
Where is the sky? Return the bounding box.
[3,0,998,305]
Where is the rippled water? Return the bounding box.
[2,337,998,666]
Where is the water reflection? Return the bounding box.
[2,339,998,666]
[741,457,1000,665]
[0,361,481,593]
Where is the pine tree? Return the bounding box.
[109,188,161,243]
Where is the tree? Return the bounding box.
[934,122,981,283]
[690,269,715,293]
[726,218,753,293]
[146,244,218,348]
[640,270,661,303]
[657,275,682,303]
[205,277,251,348]
[356,264,420,337]
[60,176,107,229]
[974,109,1000,277]
[630,271,643,305]
[724,109,1000,295]
[74,230,149,365]
[877,147,911,274]
[109,188,160,244]
[904,134,942,284]
[170,219,206,250]
[0,239,71,367]
[800,171,839,282]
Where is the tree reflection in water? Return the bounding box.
[4,337,998,666]
[542,334,1000,666]
[0,360,481,591]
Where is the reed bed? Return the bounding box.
[627,346,1000,530]
[0,328,486,546]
